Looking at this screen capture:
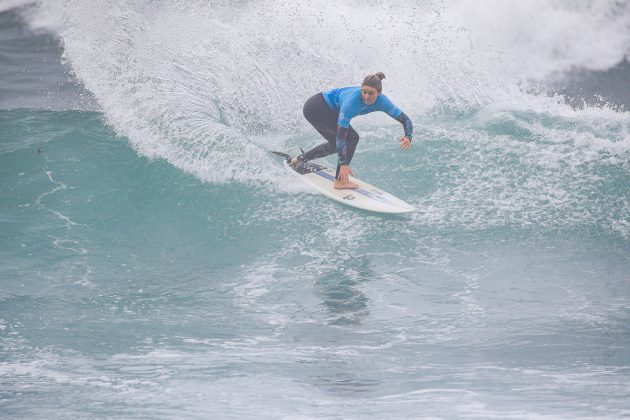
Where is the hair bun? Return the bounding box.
[361,72,385,92]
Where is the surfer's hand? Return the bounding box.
[338,165,353,181]
[400,137,411,149]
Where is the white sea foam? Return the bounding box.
[446,0,630,79]
[52,0,630,188]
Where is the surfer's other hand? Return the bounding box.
[338,165,352,181]
[400,137,411,149]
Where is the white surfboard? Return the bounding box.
[272,152,416,214]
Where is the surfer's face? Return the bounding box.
[361,86,379,105]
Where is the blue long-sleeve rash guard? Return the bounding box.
[322,86,413,165]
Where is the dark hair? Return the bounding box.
[362,72,386,92]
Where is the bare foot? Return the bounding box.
[288,156,303,167]
[334,179,359,189]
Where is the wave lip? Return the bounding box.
[4,0,629,185]
[0,0,63,34]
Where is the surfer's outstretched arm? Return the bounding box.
[376,93,413,147]
[395,112,413,140]
[393,111,413,149]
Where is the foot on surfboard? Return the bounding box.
[334,179,359,189]
[288,149,305,169]
[272,149,415,213]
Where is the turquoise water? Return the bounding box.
[2,1,630,418]
[2,108,629,418]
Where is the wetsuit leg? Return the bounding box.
[303,93,337,142]
[302,93,337,160]
[302,92,360,178]
[302,142,335,161]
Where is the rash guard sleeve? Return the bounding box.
[336,125,350,165]
[376,95,413,140]
[395,111,413,140]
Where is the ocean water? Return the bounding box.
[1,1,630,418]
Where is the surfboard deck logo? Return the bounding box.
[271,151,416,214]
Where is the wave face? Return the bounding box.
[1,1,630,418]
[53,0,630,184]
[1,107,629,418]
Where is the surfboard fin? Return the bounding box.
[270,151,291,160]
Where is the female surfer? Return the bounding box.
[290,72,413,189]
